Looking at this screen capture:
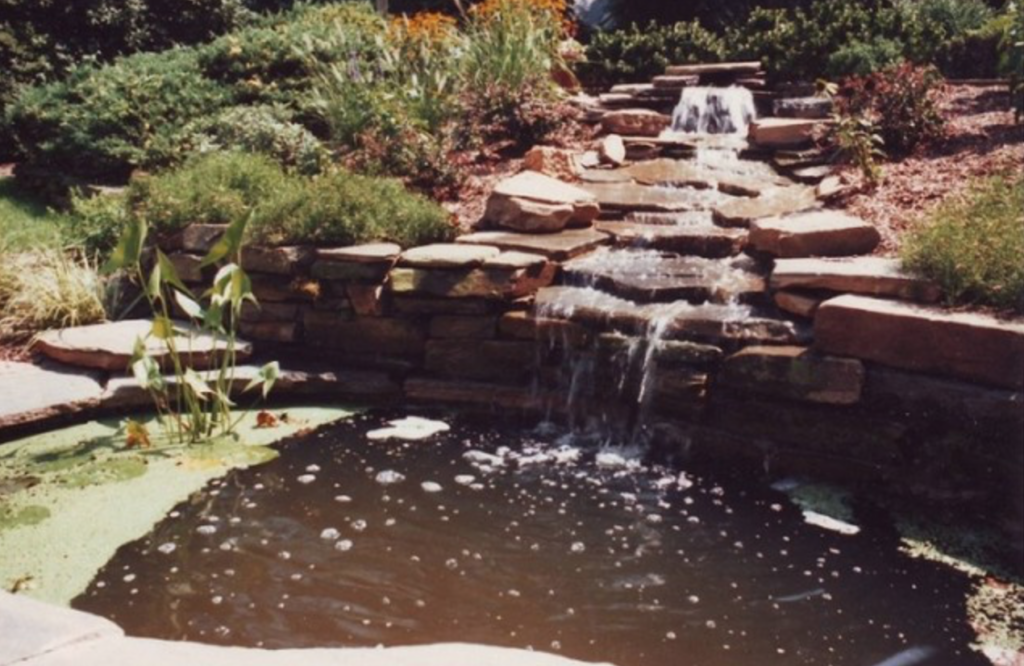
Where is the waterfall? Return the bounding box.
[670,86,756,135]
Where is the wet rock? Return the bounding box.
[748,118,820,149]
[240,301,301,323]
[719,345,865,404]
[311,259,392,283]
[523,146,581,182]
[346,284,385,317]
[601,109,671,137]
[774,97,832,119]
[621,159,714,190]
[863,366,1024,426]
[400,244,501,269]
[0,362,105,437]
[663,314,803,347]
[596,221,747,258]
[391,297,495,315]
[33,319,252,372]
[773,290,826,318]
[599,134,627,166]
[237,321,300,343]
[429,315,498,339]
[750,210,880,258]
[579,169,634,184]
[483,251,549,270]
[456,229,610,261]
[651,74,701,90]
[251,275,321,302]
[712,187,819,227]
[240,246,314,276]
[770,257,942,302]
[317,243,401,264]
[815,294,1024,390]
[597,332,723,366]
[580,182,703,213]
[499,311,591,347]
[405,378,556,411]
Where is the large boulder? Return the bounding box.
[815,294,1024,390]
[748,118,820,149]
[485,171,599,233]
[601,109,671,137]
[750,210,880,257]
[523,146,580,182]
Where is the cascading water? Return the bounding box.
[669,86,756,135]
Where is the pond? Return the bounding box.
[73,411,991,666]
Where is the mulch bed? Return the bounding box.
[835,84,1024,255]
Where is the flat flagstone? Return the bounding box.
[665,62,763,77]
[750,210,880,257]
[712,187,820,227]
[0,591,122,665]
[595,221,747,258]
[770,257,942,302]
[815,294,1024,390]
[456,229,610,261]
[580,182,705,212]
[399,244,501,269]
[33,320,253,372]
[0,362,105,437]
[316,243,401,264]
[748,118,821,149]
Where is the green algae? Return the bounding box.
[786,482,855,523]
[0,405,356,606]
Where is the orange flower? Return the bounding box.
[390,11,458,46]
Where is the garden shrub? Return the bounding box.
[902,174,1024,313]
[62,189,131,259]
[826,37,904,79]
[576,21,726,88]
[841,62,945,156]
[250,169,454,247]
[188,105,328,175]
[6,49,230,181]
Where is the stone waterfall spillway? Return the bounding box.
[670,86,757,135]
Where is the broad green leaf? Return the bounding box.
[174,290,204,320]
[102,217,147,275]
[147,262,163,301]
[183,369,212,400]
[244,361,280,399]
[157,250,192,294]
[131,356,164,391]
[200,214,249,268]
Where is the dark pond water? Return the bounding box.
[74,412,988,666]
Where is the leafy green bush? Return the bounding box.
[62,189,131,259]
[826,37,904,79]
[188,105,328,174]
[902,174,1024,313]
[251,169,454,247]
[123,151,452,248]
[7,49,230,181]
[577,20,726,88]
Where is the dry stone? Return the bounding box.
[400,244,500,269]
[180,224,227,253]
[317,243,401,264]
[167,252,205,283]
[773,290,825,318]
[719,345,865,405]
[599,134,627,166]
[748,118,820,149]
[485,196,575,233]
[0,362,105,436]
[389,264,555,300]
[770,257,942,302]
[665,62,762,77]
[601,109,671,137]
[240,245,314,276]
[33,319,252,371]
[456,229,609,261]
[815,294,1024,390]
[712,187,819,227]
[750,210,880,257]
[523,146,580,181]
[487,171,600,232]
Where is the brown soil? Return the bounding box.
[836,84,1024,255]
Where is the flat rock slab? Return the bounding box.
[240,246,314,276]
[601,109,671,137]
[0,591,123,665]
[580,182,705,212]
[316,243,401,264]
[750,210,880,257]
[719,345,865,404]
[712,187,819,227]
[456,229,609,261]
[493,170,596,206]
[596,221,747,258]
[770,257,942,302]
[815,295,1024,390]
[773,96,833,119]
[665,62,763,77]
[0,362,105,439]
[33,320,253,372]
[400,244,500,269]
[749,118,821,149]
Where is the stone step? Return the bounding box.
[651,74,700,90]
[665,62,763,77]
[815,294,1024,390]
[620,158,790,198]
[455,228,610,261]
[33,319,253,372]
[749,118,822,149]
[712,187,820,227]
[580,181,717,213]
[749,210,881,258]
[0,361,105,437]
[770,257,941,302]
[486,171,600,233]
[596,220,747,258]
[600,109,671,137]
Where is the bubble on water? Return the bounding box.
[385,518,396,527]
[646,514,663,524]
[297,474,316,484]
[351,519,368,532]
[123,573,136,583]
[508,589,521,598]
[334,495,353,503]
[706,620,717,629]
[290,573,303,581]
[219,540,235,552]
[550,640,562,651]
[335,539,354,552]
[375,470,406,485]
[305,464,321,473]
[211,595,223,605]
[421,481,443,493]
[157,542,177,555]
[570,542,586,553]
[464,450,505,468]
[278,551,291,560]
[688,595,700,604]
[320,528,341,541]
[445,558,459,570]
[196,525,217,536]
[666,631,677,640]
[455,475,476,486]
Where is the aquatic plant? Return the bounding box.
[103,213,279,444]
